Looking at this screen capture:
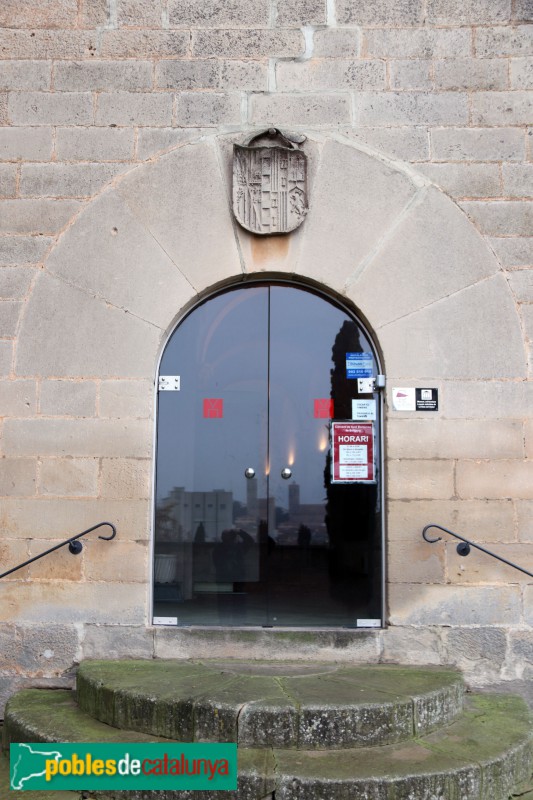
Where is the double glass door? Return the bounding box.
[153,283,383,627]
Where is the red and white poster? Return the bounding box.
[331,421,375,484]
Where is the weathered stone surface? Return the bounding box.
[348,186,500,326]
[0,199,80,234]
[0,61,50,91]
[503,163,533,197]
[0,30,99,60]
[54,61,153,91]
[358,91,469,126]
[491,237,533,268]
[0,457,36,496]
[518,500,533,541]
[192,29,304,58]
[250,92,351,125]
[312,28,360,57]
[0,379,36,415]
[434,57,509,90]
[82,624,154,660]
[175,91,242,126]
[56,127,135,162]
[296,139,415,291]
[83,540,148,582]
[95,92,173,126]
[457,461,533,500]
[471,91,533,125]
[388,498,516,543]
[136,127,207,159]
[117,0,164,27]
[276,60,386,91]
[441,379,532,419]
[0,127,52,163]
[382,626,443,665]
[116,142,241,293]
[0,300,22,336]
[443,628,507,679]
[388,460,455,500]
[2,418,151,457]
[389,584,521,626]
[25,538,83,581]
[447,542,533,584]
[100,31,189,58]
[0,0,78,28]
[9,91,93,125]
[0,267,33,299]
[0,340,13,375]
[0,623,80,673]
[390,59,432,90]
[417,163,501,197]
[511,56,533,88]
[16,273,161,378]
[365,28,471,58]
[100,458,151,499]
[20,163,126,198]
[99,379,152,419]
[337,0,423,24]
[387,537,445,584]
[475,25,533,57]
[388,419,523,460]
[0,235,52,265]
[430,127,525,161]
[169,0,270,27]
[45,189,195,329]
[39,457,98,497]
[378,275,526,379]
[40,379,97,417]
[276,0,326,25]
[341,126,430,160]
[427,0,511,24]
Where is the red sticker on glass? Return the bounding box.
[203,398,223,418]
[314,399,334,418]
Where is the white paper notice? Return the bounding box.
[392,387,416,411]
[352,399,377,420]
[339,444,367,464]
[339,465,367,479]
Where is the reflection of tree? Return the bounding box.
[325,321,378,608]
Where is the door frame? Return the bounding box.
[149,276,386,629]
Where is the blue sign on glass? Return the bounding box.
[346,352,373,379]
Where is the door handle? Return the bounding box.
[281,468,292,480]
[244,468,256,479]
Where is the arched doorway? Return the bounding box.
[153,281,384,627]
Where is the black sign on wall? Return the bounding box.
[415,388,438,411]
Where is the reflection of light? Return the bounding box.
[318,430,328,452]
[287,444,295,466]
[265,456,270,476]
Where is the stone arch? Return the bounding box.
[16,131,526,383]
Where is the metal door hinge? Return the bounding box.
[158,376,180,391]
[357,375,385,394]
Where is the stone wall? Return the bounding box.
[0,0,532,704]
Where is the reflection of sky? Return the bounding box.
[156,285,374,508]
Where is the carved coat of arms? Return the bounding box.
[233,128,308,235]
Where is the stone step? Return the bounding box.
[2,689,532,800]
[75,660,465,749]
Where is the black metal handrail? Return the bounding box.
[422,523,533,579]
[0,521,117,580]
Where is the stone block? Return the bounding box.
[388,584,521,626]
[526,418,533,456]
[447,541,533,584]
[488,238,533,268]
[509,631,533,676]
[475,26,533,57]
[416,163,501,198]
[40,380,97,416]
[116,142,242,293]
[388,498,516,543]
[16,273,161,378]
[20,164,127,198]
[471,91,533,125]
[219,61,268,91]
[26,539,84,580]
[517,501,533,541]
[462,200,533,236]
[295,140,415,290]
[155,60,219,90]
[82,624,154,659]
[514,0,533,20]
[95,92,173,126]
[365,28,471,58]
[387,538,445,584]
[0,237,51,266]
[276,0,326,25]
[457,461,533,499]
[388,419,523,460]
[54,60,153,91]
[337,0,423,24]
[443,628,507,683]
[503,164,533,197]
[427,0,510,24]
[382,626,443,665]
[0,128,53,162]
[0,0,78,27]
[0,301,22,336]
[45,189,195,329]
[430,127,525,161]
[99,380,152,419]
[84,540,148,582]
[0,540,30,582]
[169,0,270,26]
[442,379,531,419]
[100,31,189,58]
[0,30,99,60]
[0,379,36,415]
[509,268,533,300]
[312,28,360,58]
[358,91,469,126]
[0,674,75,712]
[81,0,109,26]
[0,340,13,375]
[379,275,526,379]
[2,418,152,458]
[250,92,350,125]
[0,61,50,91]
[100,458,151,499]
[434,58,508,90]
[0,623,80,673]
[0,457,37,496]
[9,91,93,125]
[56,127,135,162]
[39,458,99,497]
[276,60,385,91]
[175,92,242,126]
[511,57,533,89]
[340,127,429,161]
[2,497,151,540]
[388,460,455,500]
[136,127,207,160]
[349,186,500,326]
[390,60,432,90]
[0,268,33,300]
[0,581,146,625]
[117,0,164,27]
[522,305,533,341]
[192,29,304,58]
[0,162,15,197]
[0,199,80,234]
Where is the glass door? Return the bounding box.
[153,283,383,627]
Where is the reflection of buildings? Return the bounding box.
[156,487,233,543]
[278,482,327,546]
